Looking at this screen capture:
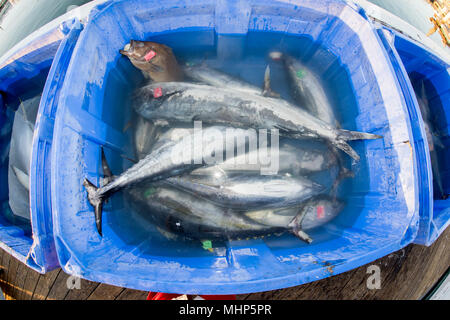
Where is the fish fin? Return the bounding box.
[288,207,313,244]
[337,129,383,141]
[331,167,354,201]
[333,129,382,161]
[333,140,360,161]
[273,123,299,136]
[262,65,280,98]
[82,179,104,236]
[293,229,313,244]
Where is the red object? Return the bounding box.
[147,292,236,300]
[144,49,156,61]
[153,87,163,98]
[317,205,325,219]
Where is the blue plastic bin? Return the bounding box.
[51,0,420,294]
[376,27,450,246]
[0,20,82,273]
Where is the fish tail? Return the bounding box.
[288,208,313,244]
[82,147,114,236]
[83,178,104,236]
[333,129,382,161]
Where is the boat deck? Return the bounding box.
[0,226,448,300]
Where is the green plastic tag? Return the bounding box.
[144,187,156,198]
[202,240,212,251]
[296,69,306,79]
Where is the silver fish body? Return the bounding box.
[156,128,335,176]
[134,116,160,160]
[245,197,344,231]
[183,63,278,97]
[126,185,281,240]
[164,174,325,210]
[275,53,354,196]
[133,82,381,161]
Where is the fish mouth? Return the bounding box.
[119,42,132,55]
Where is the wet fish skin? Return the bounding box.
[133,82,382,161]
[273,53,354,196]
[274,52,337,127]
[183,63,262,95]
[183,64,278,97]
[245,196,345,243]
[84,126,251,236]
[245,196,343,230]
[156,128,335,175]
[164,174,325,210]
[126,185,281,240]
[120,40,183,82]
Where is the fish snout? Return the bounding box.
[120,42,132,56]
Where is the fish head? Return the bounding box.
[120,40,182,81]
[120,40,153,58]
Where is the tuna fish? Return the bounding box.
[271,52,355,197]
[271,52,338,126]
[164,174,325,210]
[125,185,283,240]
[84,125,252,235]
[154,128,337,176]
[133,82,382,161]
[120,40,183,82]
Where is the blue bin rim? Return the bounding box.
[0,0,107,69]
[0,0,102,274]
[377,26,450,246]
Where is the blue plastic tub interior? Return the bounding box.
[377,28,450,246]
[51,0,419,294]
[0,20,81,273]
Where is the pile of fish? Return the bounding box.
[84,40,383,243]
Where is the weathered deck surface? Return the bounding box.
[0,227,448,300]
